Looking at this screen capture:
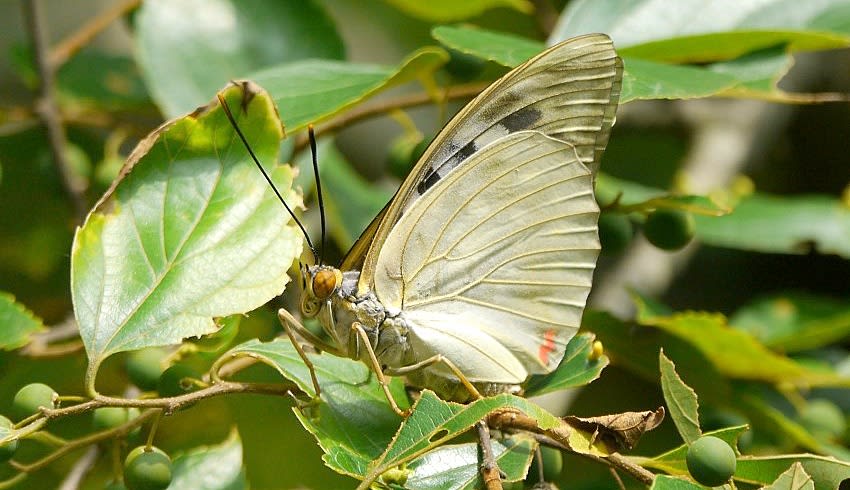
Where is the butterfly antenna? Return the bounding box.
[307,125,327,266]
[218,95,319,264]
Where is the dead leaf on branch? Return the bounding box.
[564,407,666,451]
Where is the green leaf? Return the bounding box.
[169,430,247,490]
[224,338,406,478]
[432,25,544,67]
[524,332,609,397]
[431,25,754,103]
[584,310,732,404]
[694,193,850,259]
[0,292,45,350]
[72,82,302,371]
[730,292,850,353]
[762,462,815,490]
[618,30,849,64]
[596,173,730,216]
[659,351,702,444]
[252,47,449,132]
[646,425,748,476]
[638,310,849,387]
[650,475,705,490]
[404,437,535,489]
[735,454,850,490]
[364,391,560,485]
[384,0,532,21]
[552,0,850,48]
[135,0,344,117]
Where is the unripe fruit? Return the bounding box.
[157,364,201,398]
[643,209,695,251]
[12,383,57,420]
[123,446,172,490]
[598,212,633,256]
[126,348,166,391]
[0,416,18,462]
[686,436,736,487]
[800,399,846,440]
[92,407,131,431]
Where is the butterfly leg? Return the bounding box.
[277,308,331,398]
[351,322,410,417]
[387,355,483,400]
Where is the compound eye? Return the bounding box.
[312,268,340,300]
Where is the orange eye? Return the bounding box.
[312,268,339,300]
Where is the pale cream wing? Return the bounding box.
[373,132,599,382]
[356,34,621,290]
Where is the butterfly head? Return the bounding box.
[300,264,343,317]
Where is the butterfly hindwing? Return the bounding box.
[373,131,599,381]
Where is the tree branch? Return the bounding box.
[21,0,88,222]
[49,0,141,68]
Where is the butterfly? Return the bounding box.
[275,34,623,416]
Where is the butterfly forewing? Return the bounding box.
[351,34,622,292]
[373,131,599,381]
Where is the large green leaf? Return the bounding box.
[730,292,850,353]
[694,193,850,259]
[72,82,302,373]
[224,338,406,478]
[0,292,45,350]
[135,0,344,117]
[524,332,609,397]
[403,438,535,489]
[169,430,247,490]
[583,310,732,403]
[659,351,701,445]
[551,0,850,48]
[252,47,449,132]
[383,0,532,21]
[637,310,848,387]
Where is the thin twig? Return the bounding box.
[476,421,503,490]
[49,0,141,68]
[293,82,489,151]
[21,0,88,222]
[490,413,656,486]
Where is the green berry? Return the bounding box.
[643,208,695,250]
[598,212,633,255]
[12,383,56,420]
[0,416,18,463]
[126,348,166,391]
[686,436,736,487]
[800,399,846,440]
[157,364,201,398]
[92,407,131,431]
[123,446,172,490]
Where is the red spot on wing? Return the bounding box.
[538,329,557,366]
